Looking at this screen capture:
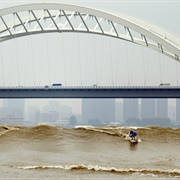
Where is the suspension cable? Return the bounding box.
[0,42,5,86]
[29,10,36,86]
[158,52,162,85]
[125,41,130,86]
[61,34,66,86]
[175,57,179,86]
[14,13,20,86]
[69,34,75,85]
[30,34,35,86]
[54,33,59,84]
[83,35,88,85]
[114,40,119,86]
[28,11,35,86]
[99,37,104,86]
[77,33,82,86]
[142,46,146,86]
[109,37,114,86]
[44,10,51,86]
[23,11,30,86]
[92,33,98,86]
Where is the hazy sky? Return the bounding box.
[0,0,179,113]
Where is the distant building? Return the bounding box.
[0,99,25,125]
[82,98,115,124]
[42,100,72,120]
[156,99,168,118]
[168,105,176,123]
[73,113,82,124]
[141,99,156,119]
[123,99,139,122]
[176,99,180,124]
[26,105,40,125]
[115,101,123,123]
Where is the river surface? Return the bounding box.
[0,125,179,179]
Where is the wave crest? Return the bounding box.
[18,164,180,177]
[0,125,179,143]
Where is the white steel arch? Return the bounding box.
[0,3,180,61]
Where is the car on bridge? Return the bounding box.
[52,83,62,87]
[159,83,170,86]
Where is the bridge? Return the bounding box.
[0,86,180,98]
[0,3,180,98]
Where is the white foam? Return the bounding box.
[74,125,94,129]
[17,164,180,177]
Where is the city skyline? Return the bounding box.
[0,98,177,115]
[0,98,178,125]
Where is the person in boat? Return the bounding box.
[129,130,137,140]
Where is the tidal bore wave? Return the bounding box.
[0,125,180,179]
[0,124,180,143]
[17,164,180,177]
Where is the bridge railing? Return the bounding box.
[0,85,180,89]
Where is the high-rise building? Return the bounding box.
[115,101,123,123]
[157,99,168,118]
[141,99,156,119]
[176,99,180,125]
[1,99,25,125]
[42,100,72,120]
[26,105,39,125]
[82,98,115,124]
[123,99,139,122]
[168,105,176,123]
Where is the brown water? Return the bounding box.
[0,125,179,179]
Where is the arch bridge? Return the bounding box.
[0,3,180,61]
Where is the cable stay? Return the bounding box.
[29,26,35,86]
[92,33,98,86]
[44,10,51,86]
[99,36,104,86]
[14,13,20,86]
[29,10,36,86]
[77,33,82,86]
[124,27,130,86]
[114,40,119,86]
[109,37,114,86]
[91,18,97,86]
[0,43,5,86]
[158,52,162,85]
[125,42,130,86]
[39,35,44,86]
[82,34,89,86]
[69,34,75,85]
[142,46,146,86]
[45,34,51,85]
[176,61,179,86]
[61,34,66,86]
[23,12,30,86]
[30,36,35,86]
[54,33,59,85]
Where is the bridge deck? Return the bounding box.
[0,87,180,98]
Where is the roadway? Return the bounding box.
[0,86,180,98]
